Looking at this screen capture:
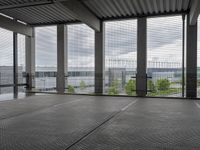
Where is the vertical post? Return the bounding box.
[13,32,18,97]
[136,17,147,97]
[95,22,104,94]
[182,14,186,97]
[57,24,67,94]
[25,28,35,92]
[186,15,197,98]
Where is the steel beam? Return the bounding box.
[189,0,200,25]
[0,14,32,36]
[61,0,100,31]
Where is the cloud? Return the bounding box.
[1,16,199,70]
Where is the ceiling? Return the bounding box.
[0,0,192,26]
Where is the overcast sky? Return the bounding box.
[0,16,199,68]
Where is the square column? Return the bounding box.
[136,17,147,97]
[13,32,18,96]
[57,24,67,94]
[25,29,35,91]
[186,15,197,98]
[95,22,104,94]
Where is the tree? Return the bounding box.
[156,79,170,91]
[108,79,119,95]
[125,79,136,96]
[68,85,75,93]
[80,80,86,90]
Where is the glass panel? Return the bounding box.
[67,24,94,94]
[35,26,57,92]
[0,28,13,94]
[147,16,183,97]
[197,17,200,97]
[18,34,26,93]
[104,20,137,96]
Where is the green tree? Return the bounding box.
[68,85,75,93]
[80,80,86,90]
[156,79,170,91]
[108,80,119,95]
[125,79,136,96]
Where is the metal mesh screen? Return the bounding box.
[197,17,200,97]
[17,34,26,92]
[67,24,94,94]
[35,26,57,92]
[147,16,183,97]
[104,20,137,96]
[0,28,13,94]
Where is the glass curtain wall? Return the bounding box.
[35,26,57,92]
[147,16,183,97]
[18,34,26,93]
[104,20,137,96]
[67,24,94,94]
[197,17,200,97]
[0,28,13,95]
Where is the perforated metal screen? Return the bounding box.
[147,16,183,97]
[67,24,95,94]
[35,26,57,92]
[104,20,137,96]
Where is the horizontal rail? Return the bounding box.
[0,83,27,88]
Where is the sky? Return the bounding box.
[0,16,200,68]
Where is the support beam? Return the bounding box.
[25,29,35,91]
[186,15,197,98]
[136,17,147,97]
[57,24,67,94]
[0,0,54,10]
[61,0,100,31]
[13,32,18,97]
[95,23,104,94]
[189,0,200,25]
[0,14,32,36]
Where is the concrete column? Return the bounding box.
[95,22,104,94]
[186,15,197,98]
[57,24,67,94]
[13,32,18,97]
[136,17,147,97]
[25,28,35,91]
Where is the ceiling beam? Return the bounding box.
[0,14,32,36]
[189,0,200,25]
[0,0,54,11]
[60,0,100,31]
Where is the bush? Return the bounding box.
[156,79,170,91]
[125,79,136,96]
[108,80,119,95]
[147,80,156,92]
[108,86,119,95]
[80,80,86,90]
[68,85,75,93]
